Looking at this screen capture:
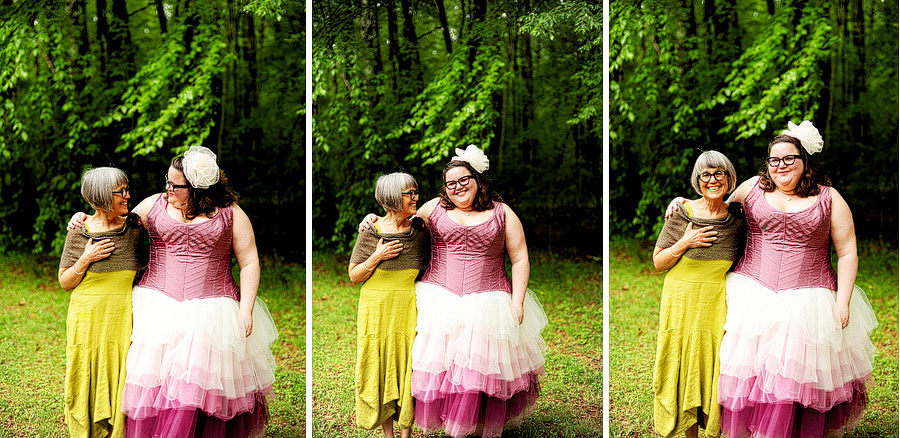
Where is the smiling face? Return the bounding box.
[166,166,191,206]
[444,166,478,210]
[767,141,805,192]
[110,183,130,216]
[697,168,729,202]
[400,186,418,217]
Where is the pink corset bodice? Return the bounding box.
[733,183,837,292]
[137,195,241,301]
[420,201,512,296]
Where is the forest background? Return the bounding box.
[312,0,601,255]
[0,0,305,260]
[610,0,898,241]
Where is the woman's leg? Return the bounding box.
[399,427,410,438]
[380,418,395,438]
[685,424,699,438]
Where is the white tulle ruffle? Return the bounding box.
[719,273,876,399]
[411,282,548,392]
[122,286,278,419]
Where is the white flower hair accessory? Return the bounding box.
[451,144,490,174]
[782,120,823,155]
[182,146,220,189]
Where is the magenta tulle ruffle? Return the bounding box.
[123,377,274,420]
[412,366,545,402]
[718,372,871,413]
[125,398,268,438]
[720,383,867,438]
[414,372,541,438]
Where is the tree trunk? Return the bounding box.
[521,22,534,166]
[851,0,865,140]
[398,0,423,86]
[95,0,108,73]
[710,0,739,59]
[468,0,486,65]
[155,0,168,33]
[386,0,399,90]
[360,0,383,104]
[66,0,90,91]
[241,12,259,151]
[109,0,134,74]
[435,0,453,53]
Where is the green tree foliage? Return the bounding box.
[313,0,601,255]
[611,0,898,241]
[0,0,304,259]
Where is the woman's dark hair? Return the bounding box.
[438,161,502,211]
[757,135,830,197]
[171,156,240,220]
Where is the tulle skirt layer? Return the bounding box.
[121,286,278,438]
[718,274,877,438]
[411,282,548,438]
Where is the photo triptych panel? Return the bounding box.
[0,0,895,437]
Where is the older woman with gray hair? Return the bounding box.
[58,167,147,438]
[348,172,430,438]
[651,151,744,438]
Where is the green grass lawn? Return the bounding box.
[609,237,899,438]
[0,252,305,438]
[311,250,602,437]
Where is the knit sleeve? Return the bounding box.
[349,230,378,264]
[59,229,87,269]
[655,206,688,250]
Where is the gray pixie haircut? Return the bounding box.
[81,167,129,211]
[690,150,737,195]
[374,172,418,212]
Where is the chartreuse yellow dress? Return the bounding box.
[652,202,743,438]
[59,216,146,438]
[350,221,429,430]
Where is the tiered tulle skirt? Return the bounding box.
[718,274,877,438]
[121,286,278,438]
[411,283,548,438]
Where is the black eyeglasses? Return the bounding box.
[698,170,727,183]
[111,186,130,197]
[766,155,801,168]
[444,174,473,190]
[401,190,419,198]
[165,175,190,189]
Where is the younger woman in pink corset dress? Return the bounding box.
[121,147,278,437]
[714,121,876,438]
[362,145,548,437]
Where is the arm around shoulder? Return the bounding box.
[132,193,163,226]
[728,176,758,205]
[416,197,440,226]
